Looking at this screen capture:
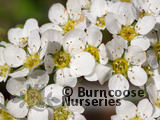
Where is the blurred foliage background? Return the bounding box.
[0,0,67,41]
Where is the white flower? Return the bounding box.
[106,36,148,97]
[0,92,23,119]
[40,0,86,34]
[83,26,111,85]
[42,29,96,87]
[6,70,63,119]
[8,18,39,48]
[51,104,86,120]
[0,47,11,82]
[84,0,111,30]
[147,80,160,118]
[105,1,155,48]
[111,99,155,120]
[4,30,44,78]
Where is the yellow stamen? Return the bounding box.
[62,20,75,33]
[54,51,70,68]
[120,26,137,41]
[131,117,143,120]
[0,110,13,120]
[142,66,152,78]
[139,10,151,18]
[96,16,105,28]
[153,42,160,58]
[112,58,129,74]
[121,0,131,3]
[85,45,99,62]
[54,107,72,120]
[24,54,41,69]
[25,89,41,107]
[0,64,9,77]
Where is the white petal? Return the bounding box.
[70,52,96,76]
[99,43,108,65]
[8,28,25,47]
[131,36,150,51]
[44,54,55,74]
[48,3,68,25]
[125,46,146,65]
[23,18,39,36]
[128,66,147,86]
[0,47,5,65]
[55,68,77,88]
[27,70,49,90]
[146,30,158,46]
[9,68,30,78]
[138,99,153,118]
[6,98,29,118]
[69,104,84,113]
[147,50,158,69]
[90,0,108,17]
[0,41,12,48]
[75,16,87,30]
[28,106,49,120]
[41,84,63,106]
[152,69,160,90]
[0,92,4,105]
[73,113,86,120]
[28,30,41,54]
[6,77,27,96]
[40,23,63,34]
[135,16,156,35]
[66,0,81,21]
[105,13,122,34]
[86,26,102,47]
[4,45,26,67]
[106,35,127,60]
[116,100,137,119]
[41,30,62,54]
[63,29,86,54]
[108,74,129,98]
[149,0,160,16]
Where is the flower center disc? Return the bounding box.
[85,46,99,62]
[155,97,160,108]
[153,42,160,58]
[63,20,75,33]
[25,89,41,107]
[131,117,143,120]
[54,107,72,120]
[112,58,129,74]
[24,54,41,69]
[121,0,131,3]
[96,16,105,27]
[0,110,13,120]
[54,51,70,68]
[0,64,9,77]
[120,26,136,41]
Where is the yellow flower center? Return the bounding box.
[18,37,28,46]
[54,107,72,120]
[121,0,131,3]
[153,42,160,58]
[25,89,41,107]
[120,26,137,41]
[0,64,9,77]
[131,117,143,120]
[85,45,99,62]
[62,20,75,33]
[112,58,129,74]
[0,110,13,120]
[24,54,41,69]
[85,3,91,10]
[54,51,70,68]
[96,16,105,28]
[139,10,151,18]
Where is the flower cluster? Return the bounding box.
[0,0,160,119]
